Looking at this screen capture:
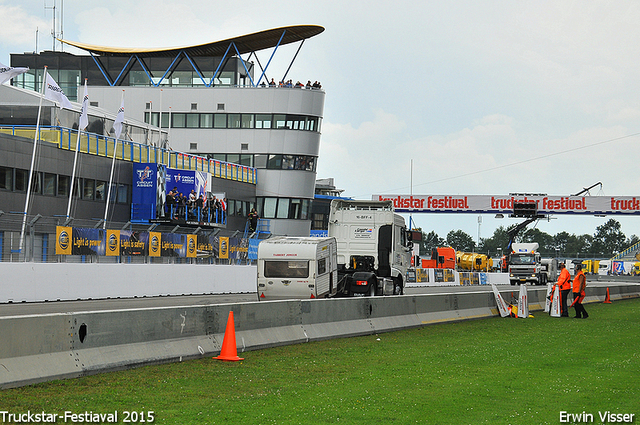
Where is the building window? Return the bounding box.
[172,113,186,128]
[241,143,249,151]
[200,113,213,128]
[241,114,254,129]
[0,166,13,190]
[267,154,282,169]
[263,198,277,219]
[217,103,225,111]
[254,154,268,168]
[58,175,70,197]
[43,173,56,196]
[255,114,271,129]
[191,103,198,111]
[96,181,106,201]
[273,114,287,129]
[116,184,129,204]
[312,213,325,230]
[83,179,95,200]
[213,114,226,128]
[190,143,198,151]
[228,114,241,128]
[186,114,199,128]
[14,169,28,192]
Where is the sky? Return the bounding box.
[2,0,640,244]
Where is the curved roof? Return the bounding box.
[60,25,324,58]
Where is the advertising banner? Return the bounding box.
[55,226,72,255]
[197,234,216,257]
[219,237,229,259]
[72,228,105,256]
[132,163,158,221]
[53,227,246,260]
[186,234,197,258]
[161,233,186,257]
[149,232,161,257]
[120,230,148,256]
[373,194,640,215]
[106,230,120,256]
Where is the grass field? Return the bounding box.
[1,298,639,425]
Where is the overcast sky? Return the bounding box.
[2,0,640,245]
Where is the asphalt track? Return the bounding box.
[0,279,630,317]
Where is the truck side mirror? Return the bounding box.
[438,255,444,265]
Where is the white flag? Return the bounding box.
[0,62,28,85]
[78,79,89,130]
[113,96,125,139]
[44,72,73,109]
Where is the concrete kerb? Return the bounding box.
[2,284,640,389]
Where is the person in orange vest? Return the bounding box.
[572,263,588,319]
[557,262,572,317]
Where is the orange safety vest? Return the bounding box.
[558,268,571,291]
[572,270,586,295]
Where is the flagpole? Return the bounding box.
[103,90,124,229]
[19,66,48,255]
[66,78,88,218]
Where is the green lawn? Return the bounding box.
[1,299,638,424]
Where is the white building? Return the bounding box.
[9,25,326,236]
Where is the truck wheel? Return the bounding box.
[393,277,403,295]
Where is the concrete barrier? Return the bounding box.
[1,283,638,389]
[0,263,256,303]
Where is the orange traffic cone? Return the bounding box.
[215,311,244,362]
[603,287,612,304]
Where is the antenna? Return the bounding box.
[44,0,63,52]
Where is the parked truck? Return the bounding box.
[421,247,456,269]
[508,242,547,285]
[328,199,413,296]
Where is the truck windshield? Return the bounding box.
[511,254,535,265]
[264,260,309,278]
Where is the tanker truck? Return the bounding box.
[456,251,493,272]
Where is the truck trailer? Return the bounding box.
[257,236,338,300]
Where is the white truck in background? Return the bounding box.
[328,199,413,296]
[508,242,546,285]
[257,237,338,301]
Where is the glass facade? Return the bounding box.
[145,112,321,133]
[0,166,130,204]
[10,53,256,100]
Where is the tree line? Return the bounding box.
[418,218,639,260]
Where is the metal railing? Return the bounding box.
[0,125,257,184]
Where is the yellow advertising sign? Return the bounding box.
[186,234,197,258]
[105,230,120,256]
[55,226,72,255]
[219,237,229,259]
[149,232,161,257]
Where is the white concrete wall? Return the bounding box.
[0,263,257,303]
